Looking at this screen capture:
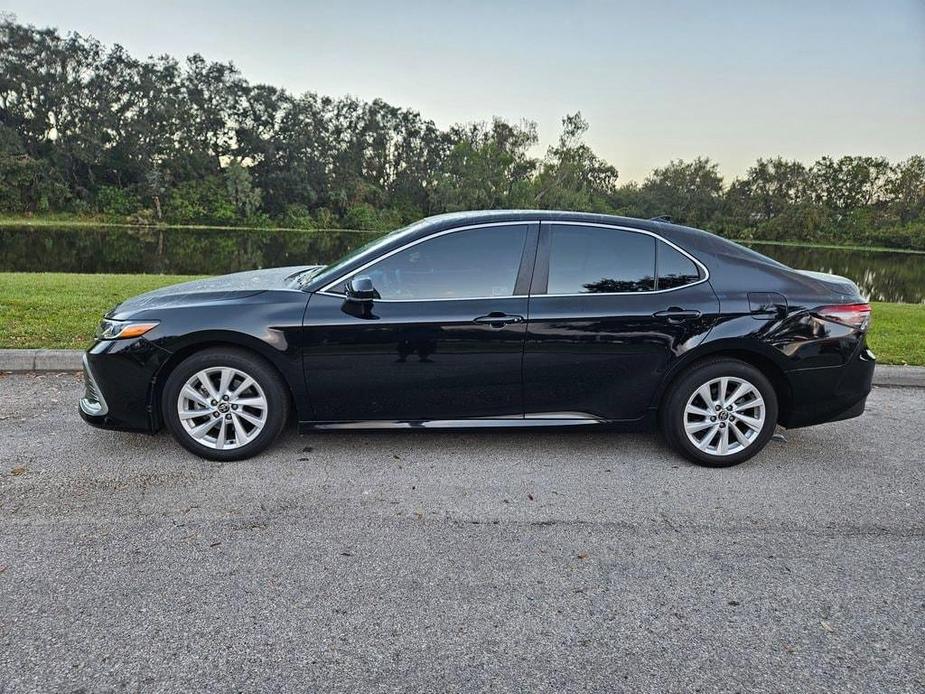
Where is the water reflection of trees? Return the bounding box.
[581,276,654,293]
[0,226,381,275]
[746,244,925,304]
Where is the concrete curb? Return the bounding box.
[1,349,83,372]
[1,349,924,387]
[872,364,925,387]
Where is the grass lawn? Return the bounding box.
[0,272,923,364]
[0,273,204,350]
[866,302,925,366]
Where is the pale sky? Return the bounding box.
[4,0,925,182]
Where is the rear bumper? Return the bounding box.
[78,338,172,433]
[781,346,876,429]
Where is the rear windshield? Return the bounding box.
[710,236,791,270]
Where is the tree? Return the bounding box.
[224,159,261,218]
[433,117,537,211]
[885,156,925,224]
[0,15,923,250]
[725,158,809,224]
[808,156,891,213]
[638,158,724,227]
[532,112,619,211]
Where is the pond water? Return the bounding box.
[0,225,381,277]
[1,226,923,303]
[742,242,925,304]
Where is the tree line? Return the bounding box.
[1,17,923,248]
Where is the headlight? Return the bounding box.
[96,319,160,340]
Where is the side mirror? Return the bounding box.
[346,275,378,301]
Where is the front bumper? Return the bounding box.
[78,337,173,432]
[79,353,109,417]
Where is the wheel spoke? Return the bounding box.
[736,413,763,431]
[179,408,208,420]
[189,417,218,439]
[724,381,750,407]
[718,377,729,405]
[686,419,715,434]
[235,409,265,427]
[697,424,720,450]
[217,368,234,398]
[734,396,764,413]
[181,385,210,408]
[196,370,220,400]
[231,376,255,397]
[730,422,751,447]
[234,396,266,409]
[231,413,249,444]
[215,420,227,449]
[718,425,730,455]
[685,404,711,417]
[696,384,716,410]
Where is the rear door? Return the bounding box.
[523,222,719,421]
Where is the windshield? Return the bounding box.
[308,220,431,288]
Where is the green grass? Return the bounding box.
[0,273,204,349]
[0,273,923,364]
[867,302,925,366]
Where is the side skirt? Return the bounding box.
[297,412,654,433]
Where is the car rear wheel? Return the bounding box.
[162,348,289,461]
[661,359,778,467]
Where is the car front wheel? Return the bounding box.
[661,359,778,467]
[162,348,289,461]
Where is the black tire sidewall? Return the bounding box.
[663,359,778,468]
[162,348,289,461]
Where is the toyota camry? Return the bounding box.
[79,210,875,467]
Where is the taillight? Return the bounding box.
[814,303,871,330]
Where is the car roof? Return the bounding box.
[412,209,730,253]
[416,209,667,233]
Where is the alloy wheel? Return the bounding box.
[683,376,765,456]
[176,367,268,450]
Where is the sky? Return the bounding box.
[4,0,924,183]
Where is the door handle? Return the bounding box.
[653,308,702,321]
[473,312,524,328]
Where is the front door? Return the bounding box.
[303,222,538,422]
[523,222,719,421]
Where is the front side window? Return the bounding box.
[546,225,656,294]
[348,224,529,300]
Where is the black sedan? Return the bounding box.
[79,211,875,467]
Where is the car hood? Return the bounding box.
[109,266,314,317]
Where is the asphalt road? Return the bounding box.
[1,373,923,693]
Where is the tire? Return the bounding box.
[161,347,290,461]
[660,358,778,468]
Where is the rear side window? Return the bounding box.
[657,242,701,289]
[546,225,655,294]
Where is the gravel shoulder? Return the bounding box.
[0,373,923,693]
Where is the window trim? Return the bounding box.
[318,220,537,302]
[531,221,710,297]
[317,219,710,302]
